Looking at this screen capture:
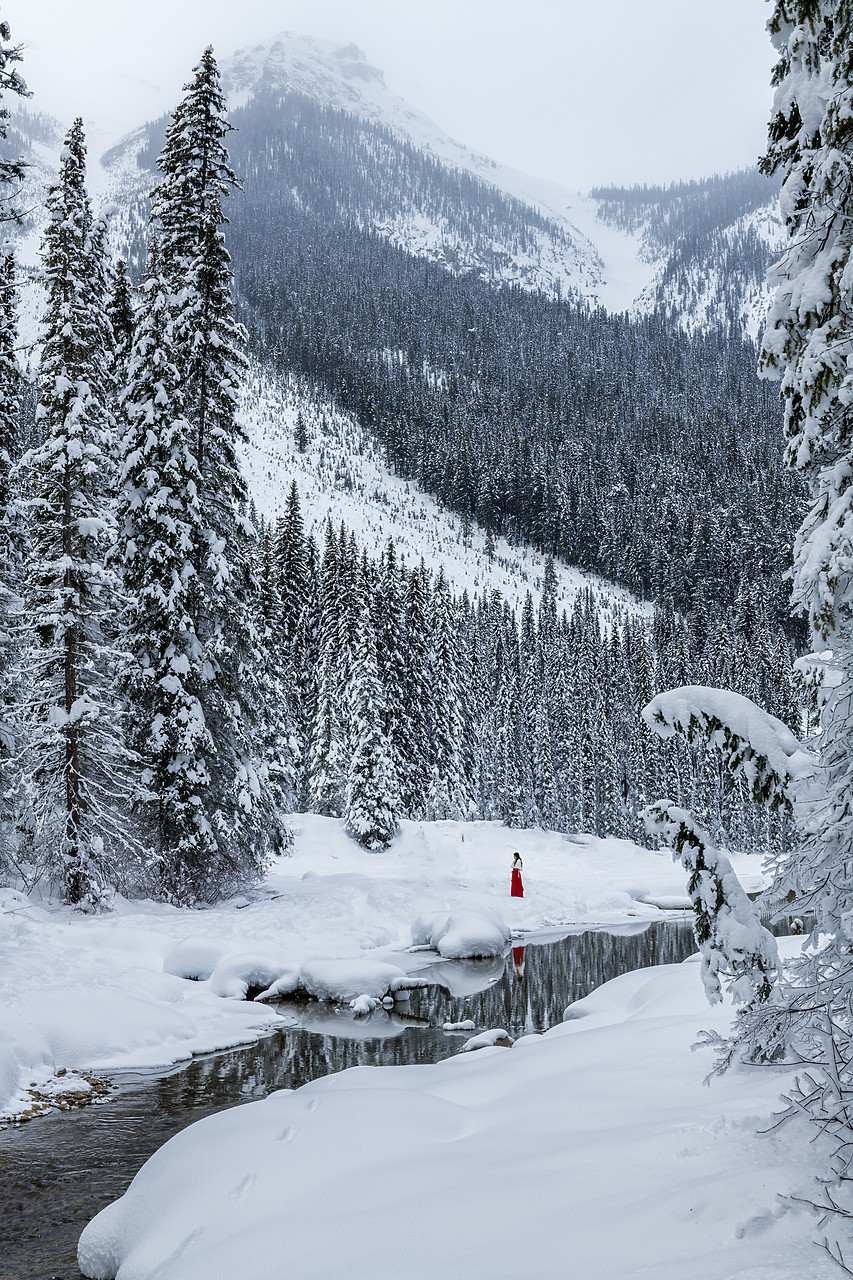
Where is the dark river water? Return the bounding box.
[0,920,699,1280]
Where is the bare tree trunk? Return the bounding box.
[62,451,81,902]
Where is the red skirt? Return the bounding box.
[511,868,524,898]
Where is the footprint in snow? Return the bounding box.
[230,1174,257,1199]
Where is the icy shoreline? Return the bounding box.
[0,815,762,1121]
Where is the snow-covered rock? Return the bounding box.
[163,936,229,982]
[460,1027,513,1051]
[412,908,511,959]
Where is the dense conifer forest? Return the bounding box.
[201,94,802,637]
[0,52,805,906]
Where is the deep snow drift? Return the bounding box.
[0,814,762,1122]
[77,940,834,1280]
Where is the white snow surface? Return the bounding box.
[77,937,833,1280]
[0,815,766,1121]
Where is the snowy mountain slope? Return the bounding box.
[219,34,618,305]
[239,365,647,623]
[593,170,783,333]
[8,34,780,328]
[2,97,651,629]
[218,33,780,323]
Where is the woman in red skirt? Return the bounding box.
[511,852,524,898]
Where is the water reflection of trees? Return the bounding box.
[407,921,697,1039]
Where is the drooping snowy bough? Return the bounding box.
[642,685,813,1007]
[642,686,815,814]
[643,800,779,1006]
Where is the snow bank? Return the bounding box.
[77,956,829,1280]
[299,959,413,1003]
[208,953,290,1000]
[411,907,511,958]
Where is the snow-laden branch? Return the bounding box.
[642,685,815,813]
[643,800,779,1007]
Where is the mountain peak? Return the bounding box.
[222,33,388,111]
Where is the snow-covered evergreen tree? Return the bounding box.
[117,51,282,901]
[106,258,134,392]
[400,562,432,815]
[344,572,399,849]
[0,249,21,757]
[742,7,853,1218]
[0,15,28,217]
[757,0,853,961]
[0,247,24,875]
[638,8,853,1250]
[20,121,137,904]
[308,524,346,816]
[277,480,309,646]
[426,570,469,820]
[118,239,217,894]
[0,15,27,863]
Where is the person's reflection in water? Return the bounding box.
[512,945,525,979]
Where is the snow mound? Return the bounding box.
[411,908,510,958]
[300,959,413,1003]
[208,954,289,1001]
[460,1027,513,1052]
[77,958,826,1280]
[163,937,229,982]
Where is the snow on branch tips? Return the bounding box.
[642,685,815,814]
[643,801,778,1007]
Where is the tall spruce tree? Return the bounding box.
[118,49,281,901]
[746,0,853,1177]
[21,121,136,904]
[117,241,213,896]
[0,249,21,758]
[0,15,27,217]
[637,8,853,1255]
[0,14,27,866]
[344,570,399,849]
[106,258,134,393]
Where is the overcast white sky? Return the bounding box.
[8,0,775,190]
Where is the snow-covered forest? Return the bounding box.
[5,2,853,1277]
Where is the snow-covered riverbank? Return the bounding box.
[77,938,834,1280]
[1,815,763,1121]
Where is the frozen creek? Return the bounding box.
[1,922,698,1280]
